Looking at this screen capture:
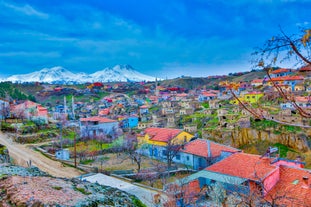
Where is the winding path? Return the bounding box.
[0,132,82,178]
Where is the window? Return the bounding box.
[162,150,167,156]
[176,154,180,160]
[186,156,189,161]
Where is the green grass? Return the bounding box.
[80,159,95,165]
[75,187,92,195]
[131,196,147,207]
[52,186,63,190]
[273,143,297,158]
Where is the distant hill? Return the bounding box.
[160,70,266,89]
[0,82,37,102]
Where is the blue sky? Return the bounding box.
[0,0,310,78]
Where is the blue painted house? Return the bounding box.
[120,115,139,129]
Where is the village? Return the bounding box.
[1,65,311,206]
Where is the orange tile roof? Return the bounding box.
[268,76,304,82]
[245,91,263,95]
[180,139,239,158]
[270,68,290,74]
[144,127,183,142]
[176,93,188,97]
[202,92,217,97]
[265,166,311,207]
[80,116,117,123]
[295,96,311,103]
[251,79,263,83]
[140,105,149,109]
[299,65,311,72]
[205,153,277,181]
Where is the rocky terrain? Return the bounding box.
[0,146,145,207]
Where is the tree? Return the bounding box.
[253,27,311,68]
[165,138,183,170]
[122,132,143,173]
[221,27,311,127]
[254,27,311,120]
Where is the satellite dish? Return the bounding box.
[260,146,278,158]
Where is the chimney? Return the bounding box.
[302,176,309,189]
[207,140,212,158]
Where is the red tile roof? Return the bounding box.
[268,76,304,82]
[251,79,263,83]
[144,127,183,142]
[80,116,117,123]
[180,139,239,158]
[270,68,290,74]
[265,166,311,207]
[205,153,277,181]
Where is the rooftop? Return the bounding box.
[205,153,277,181]
[180,139,239,158]
[80,116,117,123]
[144,127,183,142]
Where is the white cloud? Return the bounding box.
[2,1,48,18]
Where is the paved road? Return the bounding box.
[0,132,82,178]
[83,173,167,206]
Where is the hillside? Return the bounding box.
[0,82,37,102]
[160,70,266,89]
[0,146,144,207]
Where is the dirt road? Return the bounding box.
[0,132,82,178]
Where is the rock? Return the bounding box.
[0,165,142,207]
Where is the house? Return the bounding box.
[173,139,240,170]
[267,76,304,91]
[251,79,263,87]
[10,100,48,122]
[174,152,306,205]
[0,99,10,120]
[139,105,149,115]
[239,82,253,91]
[55,149,70,160]
[198,92,217,102]
[264,165,311,207]
[294,83,305,92]
[230,92,264,104]
[120,115,139,129]
[269,68,292,78]
[280,96,311,109]
[79,116,119,138]
[137,127,194,159]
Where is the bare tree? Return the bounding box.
[220,28,311,127]
[165,138,182,170]
[122,132,143,173]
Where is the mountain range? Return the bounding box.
[2,65,156,84]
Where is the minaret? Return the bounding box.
[155,78,159,96]
[72,96,75,119]
[64,96,67,114]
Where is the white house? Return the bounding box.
[173,139,240,170]
[79,116,119,138]
[0,99,9,120]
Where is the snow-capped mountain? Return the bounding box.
[4,65,156,84]
[90,65,156,82]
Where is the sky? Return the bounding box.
[0,0,310,79]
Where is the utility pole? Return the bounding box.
[74,130,77,168]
